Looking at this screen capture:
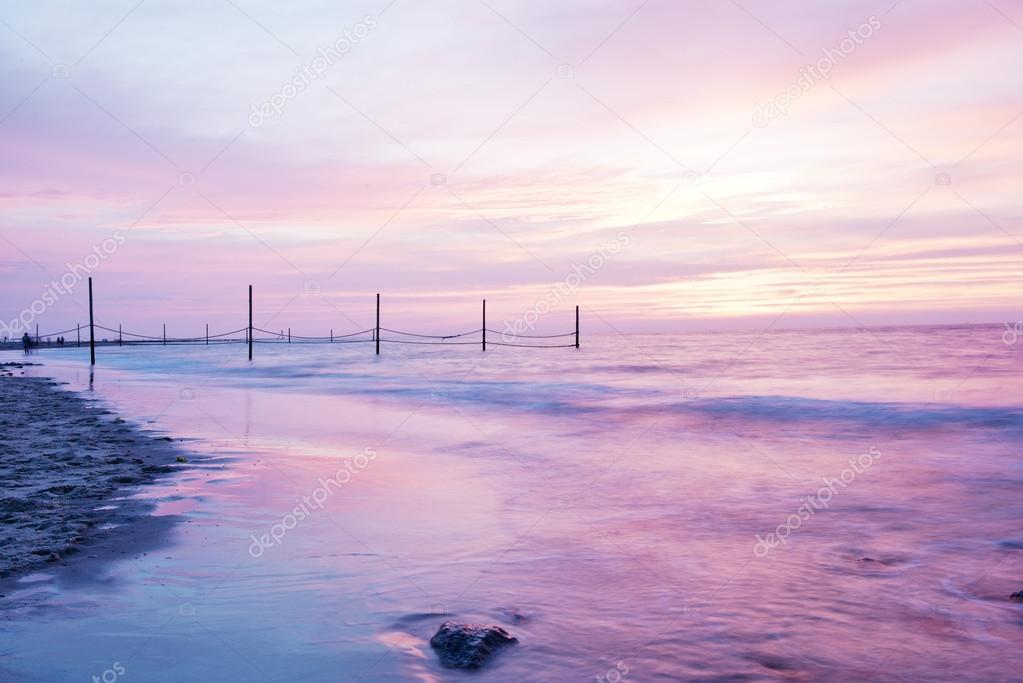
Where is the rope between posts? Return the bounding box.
[485,328,576,339]
[253,338,373,344]
[93,324,249,341]
[488,341,577,348]
[252,327,374,340]
[379,327,482,339]
[26,291,581,357]
[381,339,481,346]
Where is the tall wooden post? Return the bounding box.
[375,293,380,355]
[88,277,95,365]
[206,323,209,345]
[119,324,122,346]
[575,305,580,349]
[330,329,333,343]
[77,323,80,348]
[163,324,166,346]
[482,299,486,351]
[35,323,39,345]
[248,285,253,361]
[288,328,291,343]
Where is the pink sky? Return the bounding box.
[1,0,1021,337]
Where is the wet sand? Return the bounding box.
[0,362,187,583]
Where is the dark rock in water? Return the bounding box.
[1010,591,1023,602]
[429,621,517,669]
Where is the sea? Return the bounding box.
[2,324,1022,681]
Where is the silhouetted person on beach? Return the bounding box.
[22,333,32,353]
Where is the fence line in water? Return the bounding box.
[22,280,580,365]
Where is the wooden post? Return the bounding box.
[375,293,380,355]
[206,323,209,345]
[482,299,486,351]
[163,324,166,346]
[248,285,253,361]
[88,277,95,365]
[35,323,39,345]
[575,305,580,349]
[288,328,291,343]
[119,324,122,347]
[77,323,80,348]
[330,329,333,343]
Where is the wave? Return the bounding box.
[680,396,1023,430]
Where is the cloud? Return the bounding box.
[0,0,1019,331]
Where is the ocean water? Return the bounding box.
[2,324,1023,682]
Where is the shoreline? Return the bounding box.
[0,362,190,591]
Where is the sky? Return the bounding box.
[1,0,1021,339]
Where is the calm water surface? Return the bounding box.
[2,325,1022,682]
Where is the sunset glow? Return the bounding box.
[2,0,1021,335]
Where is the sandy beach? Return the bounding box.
[0,362,187,583]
